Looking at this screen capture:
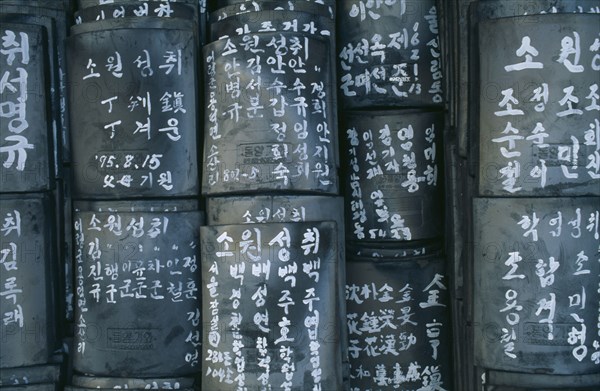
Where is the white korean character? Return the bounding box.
[568,287,586,310]
[272,163,290,185]
[587,151,600,179]
[1,277,22,304]
[126,217,144,238]
[530,83,549,112]
[518,213,539,241]
[167,281,183,302]
[269,226,290,249]
[184,349,199,367]
[1,30,29,65]
[245,76,261,93]
[0,69,28,134]
[82,58,100,79]
[557,86,583,117]
[1,68,28,131]
[391,214,412,240]
[158,118,180,142]
[187,308,201,327]
[492,122,524,158]
[259,21,276,33]
[252,261,271,283]
[251,284,267,307]
[249,207,268,223]
[501,327,517,359]
[271,144,289,162]
[89,260,103,282]
[495,88,525,117]
[105,52,123,78]
[222,38,238,56]
[133,3,149,17]
[301,227,320,255]
[229,263,245,286]
[549,211,562,237]
[574,250,590,275]
[185,330,201,349]
[216,231,234,258]
[133,117,151,140]
[535,257,560,288]
[132,276,148,299]
[503,251,526,280]
[503,36,543,72]
[246,54,262,75]
[102,214,121,236]
[277,262,296,287]
[370,33,386,63]
[2,304,23,327]
[339,73,356,97]
[568,208,582,238]
[154,3,174,17]
[288,35,307,58]
[592,342,600,365]
[1,210,20,237]
[501,290,523,325]
[111,6,125,18]
[568,314,588,362]
[0,97,27,135]
[557,32,584,73]
[242,34,264,54]
[205,276,218,299]
[402,169,419,193]
[277,290,295,316]
[590,34,600,71]
[253,309,270,333]
[0,242,17,272]
[184,279,198,300]
[94,10,106,21]
[290,77,306,96]
[267,123,287,146]
[133,50,153,77]
[159,49,181,75]
[587,211,599,239]
[225,102,242,122]
[302,259,321,282]
[104,263,119,282]
[247,94,264,118]
[302,21,318,35]
[146,217,163,239]
[526,122,549,147]
[103,120,121,139]
[239,228,261,262]
[275,317,294,346]
[100,96,118,114]
[557,136,580,179]
[585,84,600,111]
[530,159,548,188]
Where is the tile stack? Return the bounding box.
[65,1,204,389]
[337,1,453,390]
[200,1,346,390]
[467,2,600,390]
[0,1,72,390]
